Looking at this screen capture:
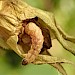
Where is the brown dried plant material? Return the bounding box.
[0,0,75,75]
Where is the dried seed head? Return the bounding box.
[0,0,52,64]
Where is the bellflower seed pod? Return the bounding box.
[0,1,75,73]
[0,0,52,64]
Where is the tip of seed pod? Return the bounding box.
[22,58,28,65]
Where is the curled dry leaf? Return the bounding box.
[0,0,75,75]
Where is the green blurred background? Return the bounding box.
[0,0,75,75]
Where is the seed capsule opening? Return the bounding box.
[17,17,52,64]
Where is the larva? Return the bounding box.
[21,22,44,64]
